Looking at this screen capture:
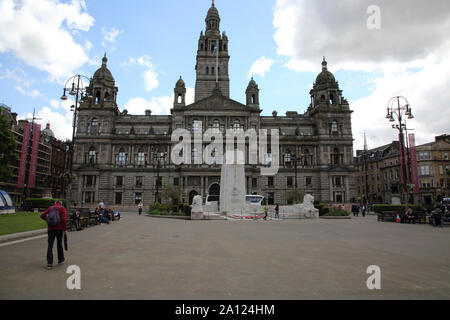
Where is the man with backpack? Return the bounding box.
[40,200,67,270]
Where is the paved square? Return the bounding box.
[0,213,449,299]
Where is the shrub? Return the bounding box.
[183,203,191,216]
[373,204,424,213]
[325,207,350,217]
[24,198,67,210]
[314,202,330,216]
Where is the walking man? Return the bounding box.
[138,201,143,216]
[263,205,268,220]
[275,204,280,219]
[40,200,67,270]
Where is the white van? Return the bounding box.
[245,195,265,205]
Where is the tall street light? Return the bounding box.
[154,147,166,204]
[61,75,90,208]
[386,96,414,206]
[60,75,90,175]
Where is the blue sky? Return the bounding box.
[1,0,449,151]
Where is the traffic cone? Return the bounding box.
[396,215,401,223]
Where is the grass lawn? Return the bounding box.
[0,212,47,236]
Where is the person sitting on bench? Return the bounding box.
[71,210,83,231]
[98,210,110,224]
[406,208,417,224]
[432,210,442,227]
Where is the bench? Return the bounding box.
[377,211,397,222]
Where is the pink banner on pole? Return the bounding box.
[409,134,420,194]
[27,123,41,189]
[398,133,408,185]
[17,123,31,188]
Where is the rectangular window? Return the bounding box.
[252,178,257,188]
[135,193,142,205]
[334,191,344,203]
[116,176,123,186]
[268,192,275,205]
[174,178,180,186]
[85,175,96,187]
[306,177,312,187]
[268,177,274,187]
[287,177,293,188]
[115,192,122,205]
[83,192,95,204]
[136,176,143,187]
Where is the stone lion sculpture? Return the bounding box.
[296,194,319,218]
[191,195,203,213]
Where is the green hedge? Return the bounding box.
[149,203,190,216]
[314,202,330,217]
[24,198,67,209]
[325,207,350,217]
[373,204,424,213]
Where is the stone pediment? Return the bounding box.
[189,94,248,111]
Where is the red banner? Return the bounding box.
[17,123,31,188]
[27,123,41,189]
[409,134,420,194]
[398,133,408,185]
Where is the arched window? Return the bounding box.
[95,91,101,104]
[117,148,127,166]
[136,148,146,166]
[192,120,201,132]
[331,120,338,135]
[178,94,182,104]
[90,118,100,135]
[332,147,341,165]
[213,119,220,130]
[104,92,109,101]
[251,94,256,104]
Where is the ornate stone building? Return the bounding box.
[71,2,356,209]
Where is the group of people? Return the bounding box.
[263,204,280,220]
[95,200,121,224]
[426,206,449,227]
[351,204,367,217]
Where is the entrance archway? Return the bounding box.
[208,183,220,196]
[189,190,199,205]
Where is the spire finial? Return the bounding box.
[322,56,327,70]
[102,53,108,67]
[212,0,215,7]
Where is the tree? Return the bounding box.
[0,114,18,182]
[285,189,305,205]
[161,184,184,205]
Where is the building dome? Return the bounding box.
[314,57,337,88]
[176,76,185,88]
[206,1,220,20]
[247,77,258,89]
[92,54,115,82]
[42,123,54,138]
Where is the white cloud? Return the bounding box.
[0,66,41,97]
[249,56,275,78]
[273,0,450,72]
[19,99,75,141]
[122,55,160,92]
[123,87,195,116]
[273,0,450,151]
[0,0,95,81]
[102,27,122,43]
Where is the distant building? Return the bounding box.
[354,135,450,207]
[0,104,71,204]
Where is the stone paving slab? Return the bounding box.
[0,213,449,300]
[0,228,47,244]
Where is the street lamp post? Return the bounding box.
[61,75,90,206]
[386,96,414,206]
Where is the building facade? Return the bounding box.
[354,135,450,207]
[71,2,356,209]
[0,104,71,205]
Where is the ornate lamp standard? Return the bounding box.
[386,96,414,205]
[60,75,90,207]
